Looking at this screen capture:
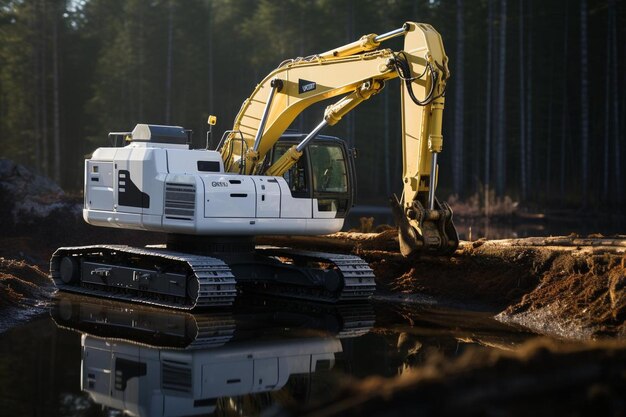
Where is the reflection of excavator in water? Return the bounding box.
[50,22,458,309]
[51,295,374,417]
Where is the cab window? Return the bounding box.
[309,144,348,193]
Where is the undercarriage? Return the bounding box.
[50,235,376,310]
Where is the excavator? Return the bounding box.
[50,22,458,309]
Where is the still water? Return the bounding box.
[346,206,625,240]
[0,294,533,417]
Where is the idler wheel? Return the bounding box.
[322,270,341,292]
[59,256,80,284]
[186,276,199,301]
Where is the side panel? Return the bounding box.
[252,177,281,218]
[167,149,224,174]
[121,148,167,214]
[313,199,338,219]
[201,175,256,218]
[114,147,142,215]
[85,160,115,211]
[201,361,254,397]
[253,358,279,390]
[111,147,167,230]
[277,178,312,218]
[82,339,114,401]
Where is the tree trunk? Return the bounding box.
[52,0,61,184]
[609,0,621,204]
[453,0,465,196]
[207,1,214,114]
[545,39,555,201]
[519,0,526,200]
[165,0,174,124]
[30,3,41,172]
[138,4,144,120]
[579,0,589,206]
[40,0,48,177]
[525,3,533,200]
[495,0,507,196]
[472,96,481,193]
[545,91,553,201]
[484,0,494,214]
[560,4,569,200]
[603,6,611,201]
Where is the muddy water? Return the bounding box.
[0,294,533,417]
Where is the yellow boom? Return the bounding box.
[220,22,458,257]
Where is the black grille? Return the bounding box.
[165,183,195,220]
[162,360,192,392]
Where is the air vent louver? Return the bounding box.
[165,183,195,220]
[162,360,192,392]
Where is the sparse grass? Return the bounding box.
[447,186,518,218]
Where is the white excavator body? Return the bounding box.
[84,127,345,236]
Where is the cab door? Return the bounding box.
[309,142,352,218]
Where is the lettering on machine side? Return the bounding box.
[298,79,317,94]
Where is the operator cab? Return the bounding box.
[269,133,356,218]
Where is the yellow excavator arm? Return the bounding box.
[219,22,458,257]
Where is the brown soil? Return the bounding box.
[498,251,626,339]
[364,245,542,309]
[372,238,626,339]
[0,257,53,308]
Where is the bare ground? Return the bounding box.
[0,257,55,333]
[0,257,53,307]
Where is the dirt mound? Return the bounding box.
[364,242,546,310]
[497,252,626,339]
[0,257,54,308]
[0,159,80,231]
[367,237,626,339]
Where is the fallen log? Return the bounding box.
[258,232,626,255]
[477,235,626,251]
[257,230,400,252]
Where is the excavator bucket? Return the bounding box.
[391,196,459,257]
